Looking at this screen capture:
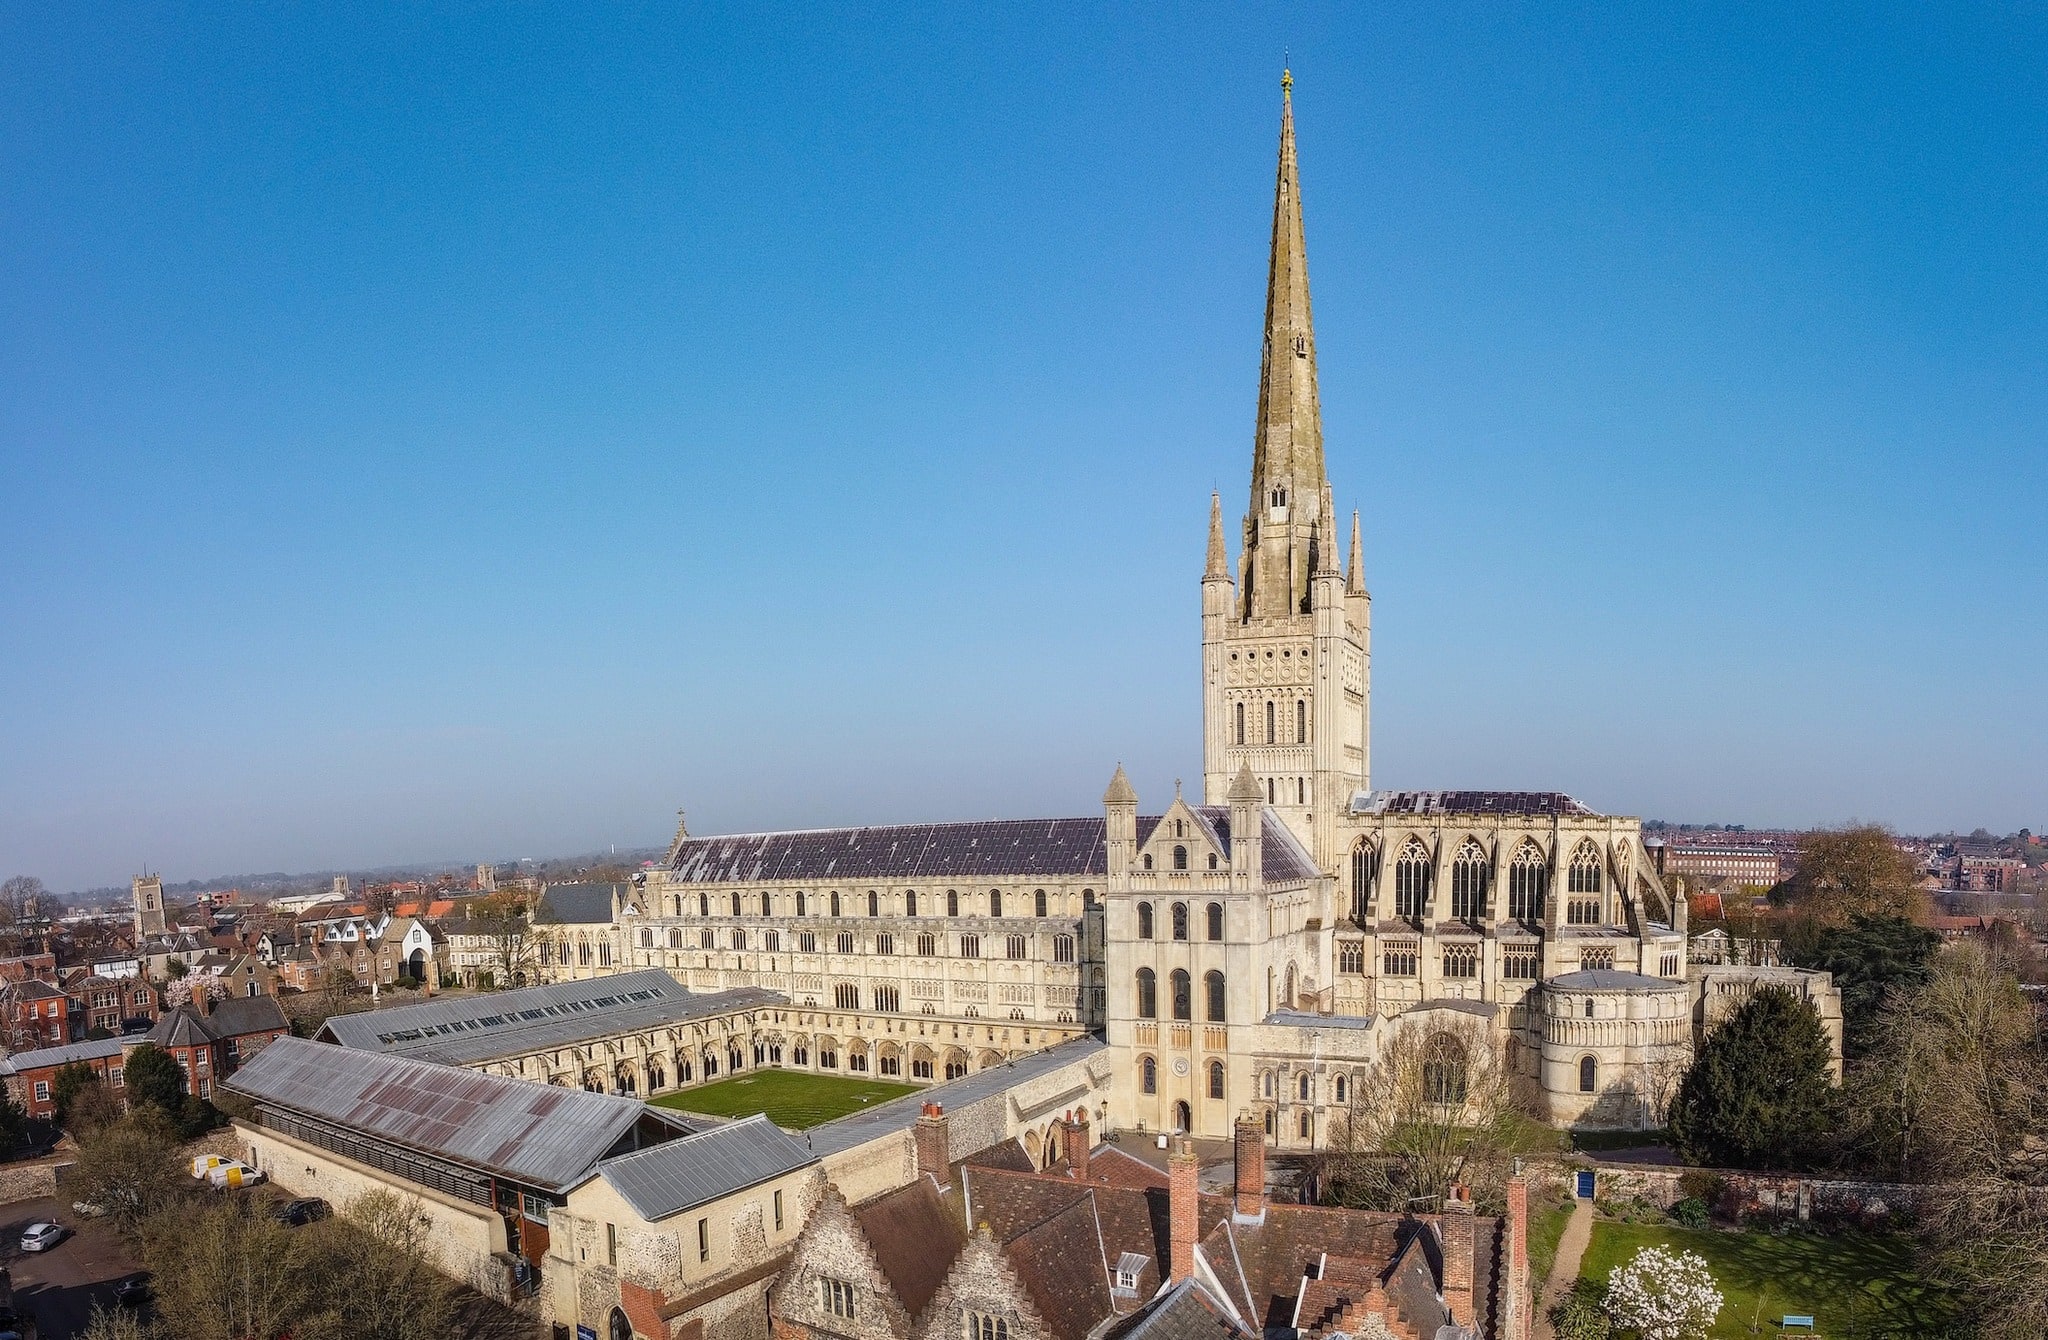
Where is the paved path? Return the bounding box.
[1531,1197,1595,1340]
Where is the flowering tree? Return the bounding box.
[161,973,228,1008]
[1606,1246,1723,1340]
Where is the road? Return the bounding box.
[0,1198,145,1339]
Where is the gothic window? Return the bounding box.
[1338,941,1364,973]
[1173,845,1188,871]
[820,1278,857,1320]
[959,934,981,959]
[1006,935,1027,959]
[798,931,816,954]
[1503,947,1538,979]
[1171,969,1192,1021]
[1350,842,1380,923]
[732,929,747,951]
[1335,1075,1348,1103]
[947,890,959,917]
[1423,1035,1468,1106]
[991,889,1003,917]
[868,890,879,917]
[1508,842,1548,920]
[1266,700,1276,744]
[1394,837,1432,918]
[1171,903,1189,940]
[1137,903,1154,939]
[834,982,859,1009]
[1208,1060,1226,1099]
[917,932,936,957]
[1297,1073,1311,1101]
[1035,889,1048,917]
[1206,902,1224,941]
[830,892,841,917]
[1568,840,1603,894]
[1054,934,1075,962]
[836,932,854,954]
[1567,899,1602,926]
[698,893,709,917]
[1205,970,1226,1022]
[968,1314,1009,1340]
[1296,699,1306,743]
[765,930,781,952]
[639,928,652,948]
[1262,1071,1275,1099]
[1383,945,1418,976]
[1235,702,1245,745]
[1442,944,1478,978]
[1141,1054,1157,1093]
[699,929,715,950]
[1450,839,1489,920]
[1582,947,1615,971]
[876,932,894,955]
[1579,1055,1598,1093]
[1136,969,1157,1019]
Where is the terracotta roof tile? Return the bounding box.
[854,1177,966,1319]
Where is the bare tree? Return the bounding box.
[301,1190,457,1340]
[144,1197,321,1340]
[1775,824,1925,927]
[469,910,542,989]
[0,874,48,926]
[71,1109,189,1231]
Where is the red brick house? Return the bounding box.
[0,1037,127,1120]
[1,979,75,1050]
[143,993,290,1102]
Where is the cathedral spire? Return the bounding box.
[1205,492,1228,579]
[1347,509,1364,594]
[1242,68,1328,620]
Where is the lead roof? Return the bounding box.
[1349,791,1601,818]
[597,1114,816,1222]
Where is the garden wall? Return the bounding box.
[1581,1162,1925,1225]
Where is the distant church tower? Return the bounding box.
[132,873,166,939]
[1202,71,1371,877]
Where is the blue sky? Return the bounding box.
[4,5,2044,891]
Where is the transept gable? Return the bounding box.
[1137,797,1226,875]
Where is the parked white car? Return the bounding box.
[19,1221,68,1252]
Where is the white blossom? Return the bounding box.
[1605,1245,1723,1340]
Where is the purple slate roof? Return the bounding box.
[667,808,1320,886]
[1349,790,1600,818]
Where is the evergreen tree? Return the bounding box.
[122,1043,186,1118]
[1670,986,1835,1170]
[1785,914,1941,1058]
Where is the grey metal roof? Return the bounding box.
[1348,790,1601,818]
[1546,970,1687,992]
[666,811,1316,887]
[535,883,623,925]
[225,1036,692,1191]
[1263,1009,1377,1031]
[0,1036,127,1073]
[316,969,784,1067]
[597,1114,816,1221]
[313,971,782,1065]
[805,1034,1109,1156]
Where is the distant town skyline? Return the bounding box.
[5,7,2045,891]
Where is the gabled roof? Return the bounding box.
[534,883,621,925]
[1104,1279,1251,1340]
[226,1036,691,1192]
[597,1114,815,1222]
[805,1035,1108,1156]
[0,1036,127,1074]
[851,1175,966,1318]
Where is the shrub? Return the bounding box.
[1669,1196,1710,1228]
[1547,1279,1611,1340]
[1606,1245,1723,1340]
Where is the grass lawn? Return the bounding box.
[1580,1221,1962,1338]
[648,1069,919,1129]
[1525,1194,1576,1299]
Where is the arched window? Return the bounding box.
[1171,969,1192,1021]
[699,929,715,950]
[990,889,1003,917]
[1585,998,1596,1018]
[1267,777,1276,804]
[1579,1055,1598,1093]
[1206,902,1223,941]
[830,892,841,917]
[1136,969,1157,1019]
[732,929,747,951]
[1235,702,1245,745]
[1297,1073,1311,1101]
[1143,854,1153,870]
[1208,852,1219,870]
[698,892,709,917]
[1394,837,1432,918]
[836,932,854,954]
[1423,1035,1468,1106]
[947,890,959,917]
[969,1315,1008,1340]
[1296,777,1305,804]
[1171,903,1189,940]
[1208,1060,1225,1099]
[1450,839,1489,920]
[1141,1055,1157,1094]
[731,892,742,916]
[1264,1110,1275,1136]
[868,890,878,917]
[834,982,859,1009]
[1137,903,1154,939]
[1508,842,1548,920]
[1205,970,1226,1022]
[1334,1075,1347,1103]
[1298,1111,1311,1139]
[762,892,773,916]
[1034,889,1047,917]
[906,889,918,916]
[1568,840,1603,894]
[1172,845,1188,871]
[1266,700,1276,744]
[1261,1071,1275,1099]
[1053,934,1075,962]
[1296,699,1306,743]
[1350,841,1380,923]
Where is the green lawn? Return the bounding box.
[1526,1195,1576,1299]
[1579,1221,1963,1339]
[648,1069,919,1129]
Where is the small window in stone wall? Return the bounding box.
[820,1277,857,1319]
[1338,942,1365,974]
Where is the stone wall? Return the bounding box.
[1583,1162,1923,1225]
[0,1159,63,1204]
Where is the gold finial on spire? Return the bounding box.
[1282,67,1293,96]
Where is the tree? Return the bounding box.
[1773,824,1923,926]
[1783,914,1942,1058]
[122,1042,186,1118]
[469,910,541,989]
[144,1196,321,1340]
[1669,986,1835,1170]
[50,1062,119,1129]
[304,1190,457,1340]
[0,874,48,925]
[1323,1015,1533,1213]
[71,1109,188,1229]
[0,1085,24,1155]
[76,1304,152,1340]
[1604,1246,1723,1340]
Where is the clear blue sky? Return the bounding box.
[4,6,2044,892]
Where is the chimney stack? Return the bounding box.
[1233,1114,1266,1221]
[914,1102,951,1185]
[1440,1184,1475,1325]
[1065,1109,1092,1180]
[1505,1176,1530,1340]
[1168,1136,1199,1283]
[188,977,210,1019]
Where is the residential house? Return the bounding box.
[1,980,75,1050]
[144,992,290,1103]
[0,1037,128,1120]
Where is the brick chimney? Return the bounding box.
[914,1102,950,1185]
[1168,1136,1199,1283]
[1439,1184,1474,1326]
[188,977,210,1019]
[1505,1176,1530,1340]
[1065,1109,1092,1180]
[1233,1114,1265,1221]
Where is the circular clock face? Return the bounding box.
[1172,1058,1191,1077]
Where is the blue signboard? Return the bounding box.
[578,1327,598,1340]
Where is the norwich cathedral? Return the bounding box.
[525,77,1842,1140]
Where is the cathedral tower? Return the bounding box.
[1202,72,1370,875]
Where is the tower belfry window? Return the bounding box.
[1266,701,1276,744]
[1294,335,1307,357]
